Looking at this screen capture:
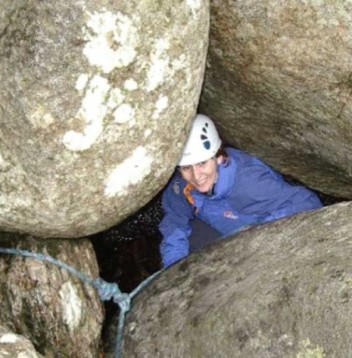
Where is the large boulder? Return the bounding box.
[0,234,104,357]
[0,0,209,238]
[200,1,352,199]
[123,201,352,357]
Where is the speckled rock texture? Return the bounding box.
[123,201,352,357]
[0,234,104,357]
[200,0,352,199]
[0,0,209,238]
[0,325,44,358]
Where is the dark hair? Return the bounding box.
[215,146,229,160]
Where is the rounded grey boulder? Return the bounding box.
[0,0,209,237]
[200,1,352,198]
[123,202,352,357]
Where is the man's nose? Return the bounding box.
[191,165,202,180]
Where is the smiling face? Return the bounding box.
[179,156,222,193]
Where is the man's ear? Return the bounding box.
[216,155,224,165]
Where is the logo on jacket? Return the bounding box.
[224,210,238,220]
[173,180,180,194]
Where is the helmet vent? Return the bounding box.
[201,123,211,150]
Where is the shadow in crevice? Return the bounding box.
[90,193,163,355]
[90,193,163,293]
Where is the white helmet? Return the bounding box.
[179,114,222,166]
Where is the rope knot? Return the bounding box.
[113,292,131,313]
[93,278,131,313]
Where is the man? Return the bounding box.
[159,114,323,267]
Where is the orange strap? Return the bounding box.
[183,183,195,206]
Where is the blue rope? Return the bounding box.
[0,246,162,358]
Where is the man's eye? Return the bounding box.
[198,161,207,167]
[181,166,191,171]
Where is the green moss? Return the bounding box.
[296,339,325,358]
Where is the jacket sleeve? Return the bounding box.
[159,179,195,267]
[238,157,323,222]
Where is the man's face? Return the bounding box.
[179,157,219,193]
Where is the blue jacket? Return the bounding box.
[159,148,323,267]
